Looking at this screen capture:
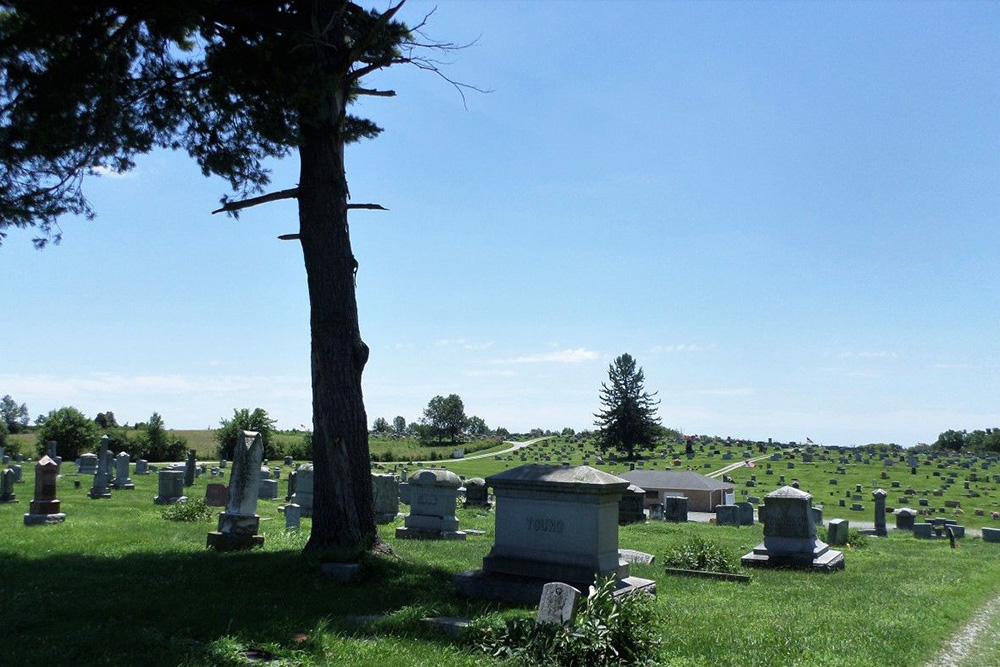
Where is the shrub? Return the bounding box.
[285,432,313,461]
[471,578,661,666]
[160,498,215,522]
[846,527,869,549]
[662,535,740,573]
[132,412,188,461]
[35,407,99,460]
[215,408,279,460]
[0,418,7,451]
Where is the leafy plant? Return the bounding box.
[471,578,661,666]
[35,406,98,459]
[215,408,279,460]
[845,527,869,549]
[160,499,216,522]
[662,535,740,573]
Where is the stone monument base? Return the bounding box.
[113,483,135,491]
[463,501,492,510]
[740,541,844,571]
[454,570,656,605]
[0,495,17,503]
[88,489,112,499]
[375,512,400,524]
[206,531,265,551]
[24,512,66,526]
[395,526,466,540]
[154,495,187,505]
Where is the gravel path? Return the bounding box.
[925,590,1000,666]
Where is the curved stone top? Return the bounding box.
[488,464,629,492]
[296,463,314,473]
[79,453,98,460]
[766,485,812,500]
[464,477,486,488]
[410,468,462,488]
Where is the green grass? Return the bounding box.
[4,456,1000,666]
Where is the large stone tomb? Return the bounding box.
[207,431,265,551]
[455,464,656,603]
[396,468,465,540]
[24,456,65,525]
[742,486,844,571]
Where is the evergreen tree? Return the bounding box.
[0,1,471,556]
[593,353,661,460]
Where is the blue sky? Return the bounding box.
[3,1,998,446]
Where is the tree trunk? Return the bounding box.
[298,114,377,556]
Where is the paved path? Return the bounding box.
[409,437,550,466]
[707,454,770,478]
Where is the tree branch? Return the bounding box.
[355,87,396,97]
[211,187,299,214]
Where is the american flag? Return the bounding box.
[744,460,755,468]
[806,437,814,444]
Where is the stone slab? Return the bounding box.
[206,530,264,551]
[23,512,66,526]
[319,562,360,582]
[395,526,466,540]
[454,570,655,605]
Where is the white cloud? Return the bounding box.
[495,348,600,364]
[650,344,717,353]
[837,351,898,359]
[89,165,136,179]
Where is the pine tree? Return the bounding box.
[594,353,661,460]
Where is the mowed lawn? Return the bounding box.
[3,456,1000,666]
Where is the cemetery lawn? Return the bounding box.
[5,463,1000,665]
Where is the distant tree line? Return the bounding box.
[369,394,501,447]
[933,428,1000,455]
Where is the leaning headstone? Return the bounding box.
[0,468,18,503]
[536,582,582,626]
[396,469,465,540]
[23,456,65,525]
[741,486,844,570]
[662,495,688,522]
[827,518,849,546]
[207,431,265,550]
[89,437,113,499]
[873,488,887,537]
[153,471,187,505]
[291,464,314,517]
[372,473,400,523]
[113,452,134,490]
[184,449,196,487]
[463,477,492,509]
[454,464,656,603]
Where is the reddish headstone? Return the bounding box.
[205,483,229,507]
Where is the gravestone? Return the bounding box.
[741,486,844,571]
[663,495,688,522]
[113,452,134,490]
[284,455,294,467]
[219,459,227,469]
[455,464,655,603]
[913,523,933,539]
[0,468,17,503]
[736,501,755,526]
[46,441,57,460]
[715,504,740,526]
[826,518,849,546]
[23,456,65,525]
[291,464,314,517]
[372,473,401,523]
[463,477,492,509]
[618,484,646,524]
[811,506,823,526]
[11,464,22,483]
[207,431,265,550]
[536,582,581,626]
[257,478,279,500]
[285,503,301,530]
[285,470,297,502]
[896,507,916,530]
[184,449,196,487]
[873,489,887,537]
[89,437,113,499]
[135,459,149,475]
[153,471,186,505]
[396,469,465,540]
[205,483,229,507]
[982,527,1000,543]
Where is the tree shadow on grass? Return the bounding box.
[0,546,517,666]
